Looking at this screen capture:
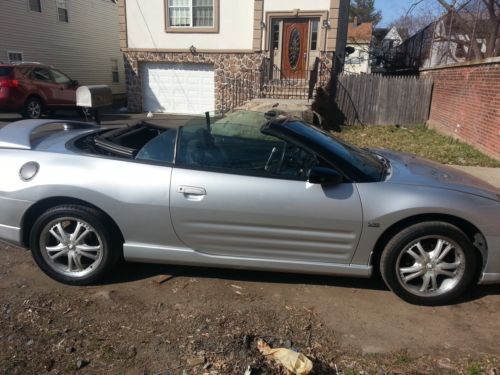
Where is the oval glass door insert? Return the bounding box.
[288,28,301,70]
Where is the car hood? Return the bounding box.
[376,149,500,202]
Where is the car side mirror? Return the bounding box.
[71,79,79,87]
[308,166,343,185]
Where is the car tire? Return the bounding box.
[380,221,477,305]
[23,97,43,119]
[30,205,120,285]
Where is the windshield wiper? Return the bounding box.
[376,154,391,176]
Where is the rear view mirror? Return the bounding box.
[308,166,343,185]
[71,79,79,86]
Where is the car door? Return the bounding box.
[50,69,76,106]
[30,67,58,104]
[169,122,363,264]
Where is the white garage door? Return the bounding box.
[141,63,215,115]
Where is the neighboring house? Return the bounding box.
[344,19,372,74]
[119,0,350,114]
[370,26,407,73]
[0,0,126,98]
[394,12,499,70]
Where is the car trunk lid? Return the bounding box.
[0,119,99,150]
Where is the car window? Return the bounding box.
[51,69,71,84]
[32,68,53,82]
[135,128,177,164]
[0,67,13,76]
[176,122,317,180]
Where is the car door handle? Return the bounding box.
[177,186,206,196]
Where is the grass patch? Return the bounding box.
[336,124,500,167]
[394,350,412,365]
[467,361,483,375]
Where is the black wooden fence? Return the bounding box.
[335,74,433,126]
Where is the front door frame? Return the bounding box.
[265,11,329,69]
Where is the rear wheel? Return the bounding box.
[23,97,43,119]
[380,222,477,305]
[30,205,120,285]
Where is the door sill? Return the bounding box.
[123,243,372,278]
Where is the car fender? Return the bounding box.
[352,182,500,276]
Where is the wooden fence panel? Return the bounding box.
[335,74,433,126]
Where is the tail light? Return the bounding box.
[0,79,20,88]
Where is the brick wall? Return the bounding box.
[421,58,500,161]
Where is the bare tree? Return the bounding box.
[390,8,440,36]
[409,0,499,59]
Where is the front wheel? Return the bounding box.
[30,205,120,285]
[380,222,477,305]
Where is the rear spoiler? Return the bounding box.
[0,119,99,150]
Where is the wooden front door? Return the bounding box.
[282,19,309,79]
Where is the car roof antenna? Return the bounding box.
[205,111,211,133]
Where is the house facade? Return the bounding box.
[370,26,407,73]
[394,12,499,70]
[344,20,372,74]
[120,0,349,114]
[0,0,126,97]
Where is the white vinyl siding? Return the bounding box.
[141,63,215,115]
[0,0,125,94]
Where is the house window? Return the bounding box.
[271,19,280,50]
[166,0,219,32]
[8,51,24,63]
[57,0,69,22]
[29,0,42,12]
[310,20,319,51]
[111,59,119,83]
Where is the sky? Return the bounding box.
[375,0,419,27]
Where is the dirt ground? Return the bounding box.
[1,241,499,375]
[1,112,500,374]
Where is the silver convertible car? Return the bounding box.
[0,111,499,305]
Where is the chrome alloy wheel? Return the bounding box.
[396,236,466,297]
[39,217,104,278]
[27,101,42,118]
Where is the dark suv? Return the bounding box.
[0,62,83,119]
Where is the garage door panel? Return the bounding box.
[141,63,215,115]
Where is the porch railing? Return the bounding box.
[218,58,332,113]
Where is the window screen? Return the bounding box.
[57,0,69,22]
[29,0,41,12]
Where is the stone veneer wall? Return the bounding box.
[123,51,265,113]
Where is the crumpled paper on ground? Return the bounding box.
[257,339,313,375]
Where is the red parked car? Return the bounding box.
[0,62,85,119]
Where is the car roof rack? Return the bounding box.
[10,61,43,65]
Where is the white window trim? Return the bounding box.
[7,51,24,63]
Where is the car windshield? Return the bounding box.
[282,121,385,180]
[180,111,385,181]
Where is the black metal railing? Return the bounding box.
[218,59,332,113]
